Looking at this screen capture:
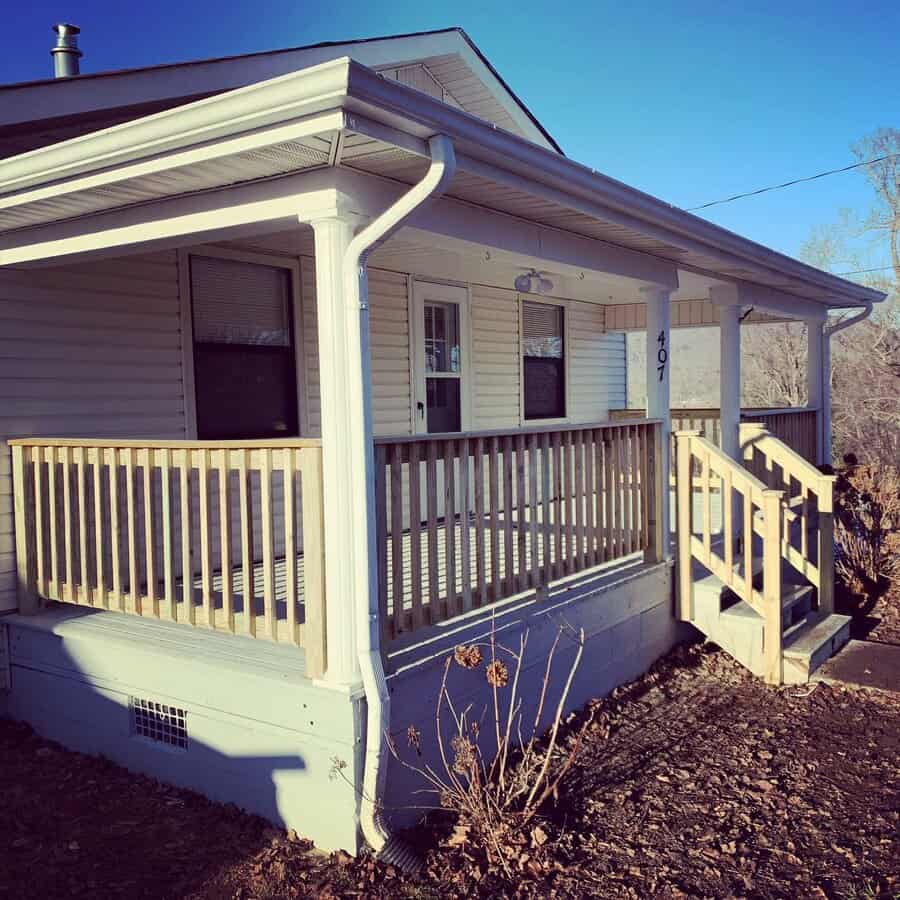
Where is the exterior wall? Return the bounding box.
[383,560,685,827]
[0,253,186,611]
[0,607,364,852]
[0,240,628,611]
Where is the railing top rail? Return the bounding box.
[739,425,832,489]
[7,436,323,450]
[742,406,819,417]
[374,418,663,445]
[612,406,818,417]
[684,431,772,500]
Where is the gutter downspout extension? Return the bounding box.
[345,134,456,865]
[821,302,874,466]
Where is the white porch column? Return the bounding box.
[306,210,372,686]
[642,285,672,556]
[806,318,826,465]
[710,286,742,462]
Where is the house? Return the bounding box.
[0,26,886,855]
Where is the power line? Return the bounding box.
[686,153,899,211]
[835,265,896,276]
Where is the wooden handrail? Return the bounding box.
[10,437,327,677]
[375,418,663,445]
[740,423,835,615]
[675,430,785,683]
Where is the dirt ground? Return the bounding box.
[1,640,897,900]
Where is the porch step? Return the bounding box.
[782,612,852,685]
[687,569,847,684]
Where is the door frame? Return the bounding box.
[409,279,472,435]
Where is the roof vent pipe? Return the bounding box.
[51,24,82,78]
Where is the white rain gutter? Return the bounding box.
[345,133,456,863]
[820,302,874,466]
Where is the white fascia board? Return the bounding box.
[0,59,353,196]
[341,65,885,308]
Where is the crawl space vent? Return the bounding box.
[130,697,188,749]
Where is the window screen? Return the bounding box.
[191,256,298,440]
[522,302,565,420]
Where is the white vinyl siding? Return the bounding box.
[297,261,411,439]
[471,285,520,429]
[369,270,412,436]
[568,299,625,422]
[0,252,186,610]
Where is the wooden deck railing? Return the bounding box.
[10,437,327,676]
[675,425,835,684]
[373,419,664,641]
[611,407,819,464]
[740,423,835,615]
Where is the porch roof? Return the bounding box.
[0,56,886,312]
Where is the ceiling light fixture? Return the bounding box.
[514,269,555,295]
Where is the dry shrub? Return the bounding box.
[388,623,588,876]
[834,456,900,597]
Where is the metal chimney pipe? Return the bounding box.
[51,23,82,78]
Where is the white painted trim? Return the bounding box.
[410,279,471,434]
[177,249,198,439]
[517,293,571,426]
[182,244,308,439]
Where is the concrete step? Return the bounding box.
[780,584,814,625]
[782,612,852,684]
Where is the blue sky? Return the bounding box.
[6,1,899,268]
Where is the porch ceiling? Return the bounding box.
[0,57,885,312]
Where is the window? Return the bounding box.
[190,255,299,440]
[522,301,565,420]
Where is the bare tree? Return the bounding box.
[741,128,899,464]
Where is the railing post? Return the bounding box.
[762,489,784,685]
[674,431,700,620]
[643,422,666,565]
[11,444,40,615]
[817,474,837,616]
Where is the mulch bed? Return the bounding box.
[1,642,898,899]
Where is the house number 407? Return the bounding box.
[656,330,668,382]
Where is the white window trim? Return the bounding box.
[409,278,472,435]
[518,293,571,427]
[178,244,307,439]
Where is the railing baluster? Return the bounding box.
[425,441,440,620]
[473,437,486,608]
[574,430,585,569]
[299,447,326,673]
[443,439,457,617]
[516,433,528,592]
[91,448,105,608]
[198,447,212,628]
[499,436,511,596]
[75,447,89,604]
[459,438,472,613]
[702,452,712,557]
[603,432,614,563]
[563,431,575,574]
[541,432,552,585]
[161,448,175,620]
[109,448,122,610]
[61,446,73,603]
[124,447,138,614]
[143,448,157,617]
[552,432,563,577]
[33,446,45,598]
[528,431,539,589]
[259,447,275,639]
[282,447,296,642]
[237,448,252,634]
[389,443,404,635]
[630,425,640,555]
[611,427,622,559]
[180,450,194,624]
[408,442,423,629]
[584,428,595,567]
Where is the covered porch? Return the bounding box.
[0,55,881,852]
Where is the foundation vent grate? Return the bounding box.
[130,697,188,749]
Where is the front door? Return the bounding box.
[412,281,469,434]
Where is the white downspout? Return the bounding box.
[343,134,457,860]
[821,302,873,466]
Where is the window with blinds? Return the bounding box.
[522,301,565,420]
[190,255,299,440]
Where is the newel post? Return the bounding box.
[674,430,701,621]
[11,443,39,614]
[817,473,837,616]
[762,488,784,685]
